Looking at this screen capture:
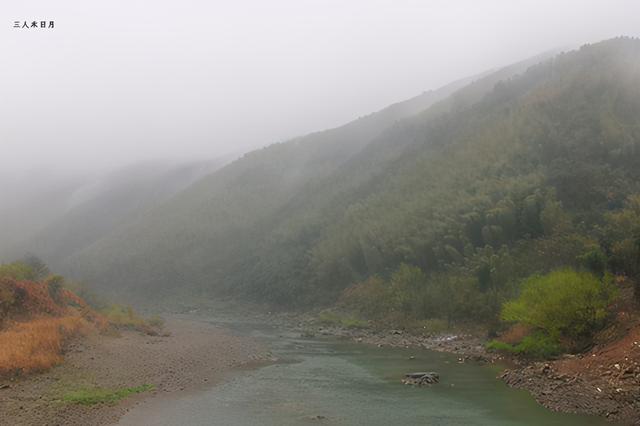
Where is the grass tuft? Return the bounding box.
[486,332,563,359]
[63,384,155,405]
[317,311,368,329]
[101,305,162,335]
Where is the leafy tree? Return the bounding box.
[502,269,617,347]
[389,264,427,316]
[578,248,608,278]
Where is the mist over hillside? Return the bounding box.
[4,0,640,422]
[0,158,227,268]
[5,37,640,313]
[47,39,640,307]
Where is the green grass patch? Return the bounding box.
[317,311,368,329]
[101,305,147,329]
[486,340,515,353]
[100,305,163,335]
[486,333,563,359]
[63,384,155,405]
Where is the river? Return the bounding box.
[118,315,609,426]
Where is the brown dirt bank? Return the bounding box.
[500,322,640,425]
[0,317,268,426]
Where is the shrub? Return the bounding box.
[147,315,165,328]
[0,273,109,377]
[515,333,562,358]
[0,276,108,325]
[0,316,90,376]
[502,269,617,345]
[45,275,65,303]
[497,324,531,344]
[486,340,515,353]
[338,276,393,319]
[63,280,107,310]
[317,311,368,329]
[101,305,161,335]
[389,264,428,316]
[13,279,67,316]
[102,305,145,328]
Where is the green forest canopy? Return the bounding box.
[48,38,640,331]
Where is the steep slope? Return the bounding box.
[64,49,559,300]
[225,38,640,306]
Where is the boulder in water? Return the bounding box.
[402,372,439,386]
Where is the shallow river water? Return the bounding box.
[118,316,609,426]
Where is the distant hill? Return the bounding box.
[1,159,225,269]
[0,171,84,261]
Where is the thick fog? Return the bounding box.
[2,0,639,176]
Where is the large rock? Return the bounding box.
[402,372,439,386]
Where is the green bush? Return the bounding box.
[502,269,617,344]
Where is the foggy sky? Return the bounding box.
[2,0,639,175]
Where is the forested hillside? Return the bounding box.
[59,50,555,300]
[64,39,640,312]
[224,37,640,317]
[17,36,640,362]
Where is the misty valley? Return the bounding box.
[2,5,640,425]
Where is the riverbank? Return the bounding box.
[259,310,639,425]
[0,318,268,426]
[500,323,640,425]
[261,311,500,362]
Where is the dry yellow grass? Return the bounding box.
[0,315,91,376]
